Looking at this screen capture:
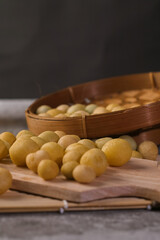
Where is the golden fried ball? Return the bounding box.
[138,141,158,160]
[0,168,12,195]
[37,159,59,180]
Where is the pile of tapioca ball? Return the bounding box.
[36,88,160,118]
[35,103,126,118]
[0,130,159,195]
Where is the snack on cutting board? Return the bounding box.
[38,131,59,143]
[9,138,39,167]
[78,139,96,149]
[138,141,158,160]
[35,88,160,118]
[26,150,50,173]
[73,165,96,183]
[41,142,64,167]
[131,150,143,159]
[102,139,132,167]
[0,132,16,146]
[16,130,35,139]
[119,135,137,150]
[0,139,9,160]
[61,161,79,180]
[37,159,59,180]
[0,129,159,194]
[0,168,12,195]
[65,143,89,155]
[58,135,80,149]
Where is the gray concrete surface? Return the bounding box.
[1,210,160,240]
[0,100,160,240]
[0,99,34,135]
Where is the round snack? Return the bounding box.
[54,114,68,119]
[56,104,69,112]
[0,132,16,146]
[95,137,112,149]
[26,150,50,173]
[41,142,64,166]
[46,108,63,117]
[16,130,35,139]
[0,139,9,160]
[78,139,96,149]
[9,139,39,166]
[65,143,89,155]
[58,135,80,149]
[138,141,158,160]
[80,148,108,176]
[31,136,46,148]
[38,113,51,117]
[37,159,59,180]
[67,104,85,115]
[54,131,66,138]
[102,138,132,167]
[38,131,59,143]
[62,150,82,164]
[123,103,140,109]
[85,104,97,114]
[70,110,89,117]
[73,165,96,183]
[119,135,137,150]
[61,161,79,179]
[111,106,125,112]
[0,168,12,195]
[36,105,52,114]
[106,103,119,112]
[17,135,32,141]
[1,140,11,151]
[131,150,143,159]
[92,107,108,115]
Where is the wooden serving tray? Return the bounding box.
[0,190,151,213]
[0,157,160,203]
[26,72,160,144]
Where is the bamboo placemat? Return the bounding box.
[0,190,152,213]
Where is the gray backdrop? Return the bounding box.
[0,0,160,98]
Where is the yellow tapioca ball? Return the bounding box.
[61,161,79,179]
[16,130,35,139]
[78,139,96,149]
[62,150,82,164]
[0,139,9,160]
[38,131,59,143]
[26,149,50,173]
[41,142,64,167]
[80,148,108,177]
[102,138,132,167]
[36,105,52,114]
[9,139,39,166]
[138,141,158,160]
[73,165,96,183]
[0,132,16,146]
[0,168,12,195]
[58,135,80,149]
[37,159,59,180]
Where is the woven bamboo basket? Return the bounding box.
[26,72,160,144]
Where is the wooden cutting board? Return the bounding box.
[0,157,160,203]
[0,190,151,213]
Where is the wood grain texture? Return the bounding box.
[0,191,151,213]
[0,158,160,203]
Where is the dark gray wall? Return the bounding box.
[0,0,160,98]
